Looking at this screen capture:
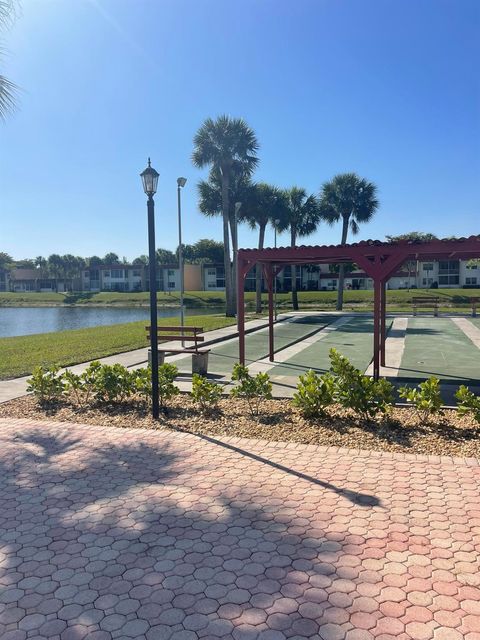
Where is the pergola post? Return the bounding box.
[380,280,387,367]
[373,278,381,380]
[265,265,275,361]
[237,257,246,365]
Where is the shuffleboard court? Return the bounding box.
[398,317,480,382]
[268,316,391,377]
[174,315,334,375]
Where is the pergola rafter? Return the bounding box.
[237,235,480,380]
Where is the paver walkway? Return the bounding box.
[1,417,479,640]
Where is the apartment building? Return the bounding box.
[82,265,145,292]
[3,259,479,293]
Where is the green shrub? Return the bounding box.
[456,385,480,424]
[130,367,152,404]
[157,363,179,408]
[80,360,102,403]
[92,363,134,403]
[230,363,272,418]
[292,369,335,417]
[191,374,222,413]
[329,348,394,420]
[27,365,65,403]
[63,370,84,404]
[398,377,444,421]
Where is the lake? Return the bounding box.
[0,306,224,338]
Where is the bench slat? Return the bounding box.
[146,325,203,333]
[146,335,205,342]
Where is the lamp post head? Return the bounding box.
[177,177,187,188]
[140,158,160,196]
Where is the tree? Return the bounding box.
[133,255,149,266]
[155,248,176,265]
[386,232,438,243]
[86,256,103,267]
[193,115,259,316]
[0,1,17,120]
[319,173,379,310]
[243,183,287,313]
[103,252,120,264]
[0,251,14,270]
[277,187,322,311]
[47,254,64,292]
[192,239,224,264]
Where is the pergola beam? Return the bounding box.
[236,236,480,378]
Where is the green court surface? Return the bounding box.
[174,315,334,375]
[398,317,480,382]
[268,316,391,377]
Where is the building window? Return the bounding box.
[133,269,142,277]
[466,277,478,285]
[111,269,125,279]
[439,275,459,285]
[207,269,216,276]
[168,270,175,276]
[168,281,176,288]
[103,270,110,278]
[422,263,434,271]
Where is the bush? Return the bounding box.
[130,367,152,404]
[456,385,480,424]
[92,363,134,403]
[329,348,394,420]
[191,374,222,413]
[292,370,335,417]
[157,363,179,408]
[27,365,64,403]
[398,377,444,421]
[230,363,272,418]
[63,370,84,404]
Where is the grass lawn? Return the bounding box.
[0,314,237,380]
[1,288,479,309]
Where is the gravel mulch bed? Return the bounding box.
[1,394,479,458]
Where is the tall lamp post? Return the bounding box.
[140,158,160,419]
[274,219,280,321]
[234,202,242,322]
[177,177,187,343]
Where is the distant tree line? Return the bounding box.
[0,239,226,292]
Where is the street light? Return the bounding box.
[234,202,242,321]
[177,177,187,344]
[274,219,280,321]
[140,158,160,419]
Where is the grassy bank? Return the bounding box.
[1,288,479,309]
[0,314,237,381]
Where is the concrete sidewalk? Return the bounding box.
[0,316,276,404]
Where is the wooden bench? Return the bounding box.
[146,326,210,375]
[412,296,439,317]
[471,297,479,317]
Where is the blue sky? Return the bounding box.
[1,0,479,261]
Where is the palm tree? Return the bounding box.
[277,187,322,311]
[243,183,287,313]
[193,115,259,317]
[319,173,379,310]
[0,1,17,120]
[47,254,63,292]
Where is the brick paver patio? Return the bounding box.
[0,417,479,640]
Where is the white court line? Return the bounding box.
[365,317,408,377]
[451,317,480,349]
[248,316,352,375]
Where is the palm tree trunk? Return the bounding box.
[255,223,266,313]
[229,213,237,315]
[336,216,349,311]
[291,229,298,311]
[221,169,235,317]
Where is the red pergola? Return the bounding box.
[237,235,480,379]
